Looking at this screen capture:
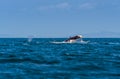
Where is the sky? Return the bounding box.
[0,0,120,38]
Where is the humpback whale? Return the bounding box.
[65,35,83,43]
[51,35,89,44]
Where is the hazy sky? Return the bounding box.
[0,0,120,37]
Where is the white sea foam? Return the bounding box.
[51,40,89,44]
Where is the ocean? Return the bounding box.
[0,38,120,79]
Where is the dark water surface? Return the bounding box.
[0,38,120,79]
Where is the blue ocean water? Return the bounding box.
[0,38,120,79]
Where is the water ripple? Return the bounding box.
[0,38,120,79]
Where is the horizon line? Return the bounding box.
[0,37,120,38]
